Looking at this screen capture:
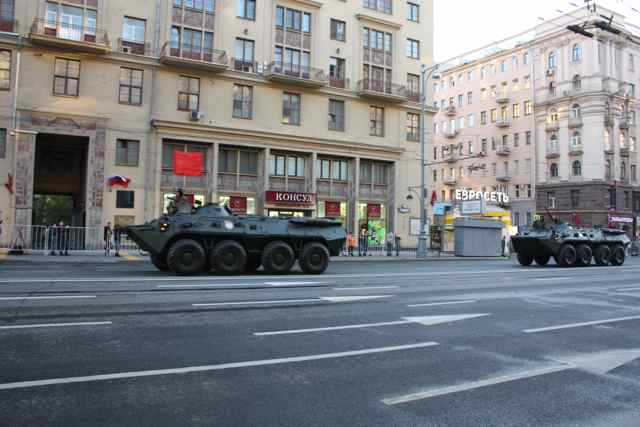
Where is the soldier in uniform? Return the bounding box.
[167,188,193,215]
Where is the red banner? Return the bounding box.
[367,203,381,218]
[229,196,247,214]
[265,191,315,206]
[325,201,341,217]
[173,151,203,177]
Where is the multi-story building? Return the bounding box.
[0,0,434,246]
[430,6,640,235]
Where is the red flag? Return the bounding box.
[4,173,13,194]
[430,190,437,206]
[174,151,203,177]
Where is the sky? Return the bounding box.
[433,0,640,62]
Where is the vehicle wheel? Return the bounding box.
[611,245,626,266]
[245,258,261,273]
[167,239,206,276]
[534,255,550,266]
[517,253,533,266]
[150,254,170,272]
[210,240,247,275]
[262,241,295,274]
[558,244,577,268]
[575,244,592,267]
[299,242,330,274]
[594,245,611,266]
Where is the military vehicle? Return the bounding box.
[511,218,631,267]
[127,203,346,275]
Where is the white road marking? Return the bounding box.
[0,321,112,330]
[254,314,490,336]
[407,300,477,308]
[382,348,640,405]
[523,315,640,333]
[193,295,393,307]
[156,282,328,289]
[615,286,640,292]
[265,281,327,286]
[0,342,439,391]
[334,286,399,291]
[0,295,96,301]
[533,277,574,282]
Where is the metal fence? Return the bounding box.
[339,243,419,257]
[0,225,145,255]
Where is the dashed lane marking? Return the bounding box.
[523,315,640,333]
[407,300,477,308]
[334,286,399,291]
[0,295,96,301]
[193,295,394,307]
[0,321,112,330]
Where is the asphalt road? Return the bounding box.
[2,257,640,426]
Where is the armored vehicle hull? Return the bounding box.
[511,223,630,267]
[127,204,346,275]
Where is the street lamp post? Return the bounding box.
[417,63,439,258]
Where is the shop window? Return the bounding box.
[116,190,135,209]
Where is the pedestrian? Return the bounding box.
[104,221,113,256]
[48,223,57,256]
[359,228,369,256]
[395,233,401,257]
[61,223,70,256]
[346,232,356,257]
[113,224,122,257]
[501,236,506,257]
[386,231,394,257]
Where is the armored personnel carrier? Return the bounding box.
[511,219,630,267]
[127,204,346,275]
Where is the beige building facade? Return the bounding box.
[0,0,434,246]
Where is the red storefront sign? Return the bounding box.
[367,203,381,218]
[265,191,315,206]
[229,196,247,214]
[325,201,341,217]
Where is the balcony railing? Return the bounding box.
[496,146,511,156]
[30,19,110,54]
[496,172,512,182]
[443,177,457,186]
[356,79,407,103]
[495,119,510,128]
[407,90,420,103]
[159,41,228,71]
[444,129,458,139]
[569,144,583,155]
[496,93,509,103]
[445,106,456,116]
[231,58,261,74]
[546,145,560,158]
[443,151,457,163]
[546,121,560,132]
[329,77,350,90]
[0,18,17,33]
[264,62,327,88]
[620,142,631,156]
[118,38,151,56]
[568,117,583,128]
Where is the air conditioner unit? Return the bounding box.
[121,45,131,54]
[189,110,203,121]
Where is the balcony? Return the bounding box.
[546,121,560,132]
[620,120,635,130]
[0,18,17,33]
[444,129,458,139]
[605,114,614,127]
[217,173,259,193]
[231,58,260,74]
[496,172,512,182]
[604,145,614,155]
[496,146,511,156]
[406,90,420,103]
[118,38,151,56]
[496,93,509,104]
[265,62,328,88]
[569,144,583,155]
[443,151,457,163]
[495,119,510,128]
[29,19,111,54]
[546,145,560,159]
[159,42,228,72]
[443,177,457,186]
[445,106,456,116]
[568,117,583,128]
[620,142,631,156]
[356,79,407,103]
[329,77,351,90]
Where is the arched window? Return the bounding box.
[548,81,556,95]
[512,55,518,68]
[605,159,612,179]
[604,129,611,150]
[523,52,529,65]
[632,165,637,181]
[621,161,627,180]
[572,160,582,176]
[480,66,486,78]
[572,131,582,147]
[573,74,582,90]
[572,43,582,62]
[549,108,558,123]
[548,51,557,69]
[550,134,559,149]
[571,103,581,118]
[550,163,559,178]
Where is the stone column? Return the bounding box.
[310,152,317,194]
[12,130,37,226]
[85,129,106,229]
[143,129,158,221]
[349,157,360,234]
[210,141,218,203]
[387,161,397,233]
[259,147,270,214]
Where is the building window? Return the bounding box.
[524,101,532,116]
[490,109,497,123]
[480,111,487,125]
[549,134,558,150]
[406,112,419,141]
[500,60,507,73]
[282,92,301,125]
[329,57,346,88]
[572,75,581,90]
[115,139,140,167]
[406,38,419,59]
[119,67,143,105]
[328,99,345,132]
[609,188,616,209]
[548,51,556,69]
[236,0,256,19]
[512,103,520,118]
[572,43,582,62]
[330,19,346,41]
[621,161,627,181]
[513,133,519,147]
[369,106,384,136]
[572,160,582,176]
[625,191,630,209]
[0,49,10,90]
[468,114,475,127]
[407,73,420,100]
[550,163,559,178]
[122,17,146,44]
[53,58,80,96]
[363,0,392,14]
[570,103,581,119]
[0,128,5,158]
[432,170,437,182]
[481,139,487,153]
[269,154,305,177]
[219,148,258,174]
[232,84,253,119]
[234,38,255,72]
[317,158,348,181]
[360,161,388,184]
[116,191,135,209]
[605,159,612,180]
[177,76,199,111]
[632,164,637,181]
[547,191,556,209]
[407,2,419,21]
[571,190,580,208]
